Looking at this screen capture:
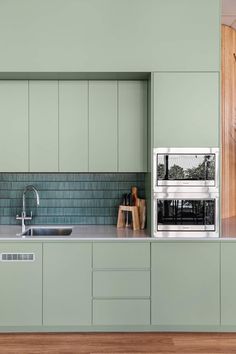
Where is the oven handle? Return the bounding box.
[153,192,219,199]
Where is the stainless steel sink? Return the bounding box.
[20,226,73,237]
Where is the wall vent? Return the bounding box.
[0,253,35,262]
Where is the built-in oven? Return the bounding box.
[153,192,219,237]
[153,148,219,192]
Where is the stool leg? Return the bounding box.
[132,207,140,230]
[117,207,125,228]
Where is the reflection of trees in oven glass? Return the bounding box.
[205,200,215,225]
[157,163,165,179]
[169,165,185,179]
[185,156,215,180]
[157,155,215,180]
[157,163,185,180]
[157,200,215,225]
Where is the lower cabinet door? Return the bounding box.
[151,242,220,326]
[43,243,92,326]
[0,243,42,326]
[221,243,236,325]
[93,299,150,325]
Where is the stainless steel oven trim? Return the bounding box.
[153,147,219,192]
[157,180,215,186]
[153,192,219,238]
[157,225,215,231]
[153,147,220,154]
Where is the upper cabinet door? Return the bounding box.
[89,81,117,172]
[59,81,88,172]
[153,73,219,147]
[0,81,28,172]
[29,81,59,172]
[118,81,147,172]
[0,0,220,72]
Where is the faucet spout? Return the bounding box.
[16,185,40,235]
[22,185,40,215]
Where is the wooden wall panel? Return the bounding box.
[222,25,236,219]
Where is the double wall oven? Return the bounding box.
[153,148,219,238]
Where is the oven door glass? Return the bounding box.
[157,199,215,231]
[157,154,215,186]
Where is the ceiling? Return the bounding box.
[222,0,236,29]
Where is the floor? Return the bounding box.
[0,332,236,354]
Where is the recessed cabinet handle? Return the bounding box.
[0,253,35,262]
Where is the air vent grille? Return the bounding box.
[1,253,35,262]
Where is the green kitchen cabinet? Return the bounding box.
[43,243,92,326]
[93,270,150,298]
[93,242,150,326]
[89,81,117,172]
[0,243,42,326]
[118,81,147,172]
[153,73,219,147]
[29,81,58,171]
[151,242,220,326]
[93,299,150,326]
[0,0,220,72]
[0,81,28,172]
[59,81,89,172]
[93,242,150,269]
[221,243,236,326]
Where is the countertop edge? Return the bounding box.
[0,236,236,242]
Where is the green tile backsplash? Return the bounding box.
[0,173,145,225]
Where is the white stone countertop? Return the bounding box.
[0,225,150,241]
[0,224,235,241]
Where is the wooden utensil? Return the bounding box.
[139,199,146,230]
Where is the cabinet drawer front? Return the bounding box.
[93,270,150,298]
[93,299,150,325]
[93,243,150,269]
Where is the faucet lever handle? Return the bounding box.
[24,214,32,220]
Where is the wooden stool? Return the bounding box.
[117,205,140,230]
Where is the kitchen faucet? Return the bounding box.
[16,185,40,233]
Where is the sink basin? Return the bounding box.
[20,226,73,237]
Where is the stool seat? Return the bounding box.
[117,205,140,230]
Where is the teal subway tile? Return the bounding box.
[0,173,145,183]
[0,173,145,225]
[0,216,13,224]
[0,182,12,189]
[42,190,120,200]
[0,200,12,207]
